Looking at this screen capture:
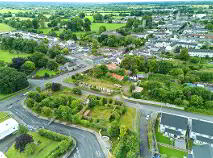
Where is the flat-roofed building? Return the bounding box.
[0,118,19,140]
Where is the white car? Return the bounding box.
[146,114,150,120]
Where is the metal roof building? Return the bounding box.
[0,118,19,140]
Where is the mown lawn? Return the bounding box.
[91,23,125,32]
[158,145,187,158]
[0,112,11,123]
[0,50,30,63]
[0,23,15,32]
[6,132,59,158]
[35,69,57,78]
[0,9,27,13]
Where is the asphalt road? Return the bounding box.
[2,60,213,158]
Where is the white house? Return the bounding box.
[191,119,213,146]
[188,49,213,58]
[0,152,7,158]
[0,118,19,140]
[160,113,188,139]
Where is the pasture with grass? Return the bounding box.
[0,23,15,32]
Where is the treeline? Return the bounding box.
[98,34,145,48]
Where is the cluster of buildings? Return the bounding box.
[159,112,213,158]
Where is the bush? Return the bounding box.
[38,129,68,141]
[25,143,36,155]
[132,92,141,99]
[71,88,82,95]
[52,82,61,91]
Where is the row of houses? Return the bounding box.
[160,113,213,158]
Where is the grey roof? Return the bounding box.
[192,119,213,137]
[165,128,182,136]
[188,49,213,53]
[196,136,213,144]
[188,154,193,158]
[192,144,213,158]
[161,113,188,130]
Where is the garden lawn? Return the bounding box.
[0,50,30,63]
[35,69,57,78]
[158,145,187,158]
[91,23,125,32]
[0,112,10,123]
[0,23,15,32]
[6,132,59,158]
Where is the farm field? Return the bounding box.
[91,23,125,32]
[6,132,59,158]
[0,9,27,13]
[5,17,33,21]
[0,23,15,32]
[0,50,30,63]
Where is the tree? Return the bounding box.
[56,55,68,64]
[10,57,26,70]
[21,61,36,74]
[15,134,34,152]
[93,13,103,22]
[92,65,108,78]
[0,67,29,94]
[108,121,120,137]
[18,124,29,134]
[47,61,58,71]
[190,95,204,107]
[32,18,39,29]
[79,12,85,19]
[42,106,52,116]
[179,48,189,61]
[52,82,61,91]
[99,25,106,34]
[83,18,91,31]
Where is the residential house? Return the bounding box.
[188,144,213,158]
[107,63,119,71]
[188,49,213,58]
[111,73,124,81]
[0,118,19,140]
[160,113,188,139]
[191,119,213,145]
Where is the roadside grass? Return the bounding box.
[6,132,59,158]
[0,112,11,123]
[158,145,187,158]
[35,69,57,78]
[0,50,30,63]
[120,107,136,131]
[85,16,94,22]
[0,23,15,32]
[91,23,125,32]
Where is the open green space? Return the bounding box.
[6,132,60,158]
[5,17,33,21]
[0,50,30,63]
[0,23,15,32]
[158,145,187,158]
[0,112,11,123]
[91,23,125,32]
[35,69,57,78]
[120,107,136,130]
[0,9,27,13]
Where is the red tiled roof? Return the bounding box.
[107,63,118,70]
[111,73,124,81]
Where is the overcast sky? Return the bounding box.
[0,0,201,2]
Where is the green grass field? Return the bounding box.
[35,69,57,78]
[6,132,59,158]
[120,107,136,130]
[0,112,11,123]
[91,23,125,32]
[158,145,186,158]
[0,9,27,13]
[5,17,33,21]
[0,23,15,32]
[0,50,30,63]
